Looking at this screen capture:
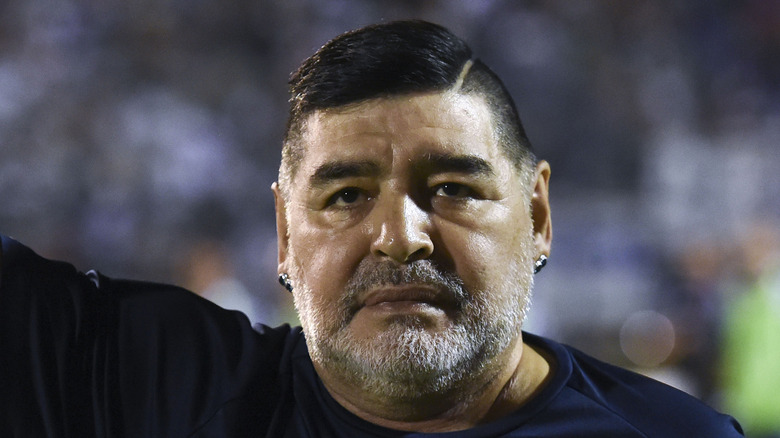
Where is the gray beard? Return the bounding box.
[292,257,534,402]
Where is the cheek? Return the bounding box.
[438,226,498,288]
[290,223,367,296]
[438,215,531,288]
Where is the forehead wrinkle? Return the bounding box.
[296,92,502,187]
[413,152,495,177]
[309,160,382,188]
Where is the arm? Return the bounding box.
[0,235,104,435]
[0,235,280,436]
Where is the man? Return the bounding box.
[0,20,742,437]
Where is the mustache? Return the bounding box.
[342,259,468,310]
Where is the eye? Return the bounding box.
[433,182,473,199]
[326,187,367,207]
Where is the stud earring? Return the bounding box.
[533,255,548,274]
[278,273,293,292]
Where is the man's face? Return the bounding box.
[275,91,546,397]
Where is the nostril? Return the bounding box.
[372,232,433,263]
[404,246,432,263]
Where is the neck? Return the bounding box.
[314,334,552,433]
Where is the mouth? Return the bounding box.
[360,285,453,309]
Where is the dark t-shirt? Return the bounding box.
[0,235,743,437]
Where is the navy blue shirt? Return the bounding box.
[0,235,743,437]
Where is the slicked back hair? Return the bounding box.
[279,20,536,195]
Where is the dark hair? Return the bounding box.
[281,20,536,189]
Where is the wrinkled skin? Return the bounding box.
[274,91,552,431]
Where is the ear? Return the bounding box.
[531,160,552,257]
[272,182,290,273]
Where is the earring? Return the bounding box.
[278,273,293,292]
[533,255,548,274]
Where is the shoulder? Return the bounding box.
[0,233,298,350]
[0,233,301,388]
[528,333,743,437]
[1,234,87,288]
[0,234,107,335]
[0,234,306,434]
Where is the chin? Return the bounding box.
[348,307,454,338]
[321,313,512,398]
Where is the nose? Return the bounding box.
[370,193,434,263]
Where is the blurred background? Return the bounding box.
[1,0,778,434]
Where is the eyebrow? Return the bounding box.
[417,153,495,177]
[309,160,381,187]
[308,153,494,188]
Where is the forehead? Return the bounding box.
[297,92,504,171]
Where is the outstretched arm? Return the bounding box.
[0,235,104,435]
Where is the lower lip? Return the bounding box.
[362,301,444,315]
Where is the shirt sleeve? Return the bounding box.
[0,234,112,436]
[0,234,288,437]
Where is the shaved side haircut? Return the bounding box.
[279,20,537,195]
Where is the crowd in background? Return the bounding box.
[1,1,778,435]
